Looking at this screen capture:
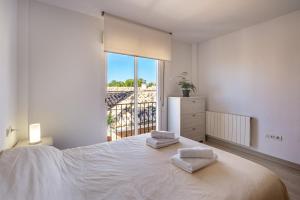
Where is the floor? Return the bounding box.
[206,140,300,200]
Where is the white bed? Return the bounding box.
[0,134,288,200]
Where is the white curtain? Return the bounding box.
[103,13,172,61]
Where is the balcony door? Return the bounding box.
[106,53,159,141]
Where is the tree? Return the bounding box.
[108,80,125,87]
[138,78,145,87]
[108,79,147,87]
[147,82,155,87]
[124,79,134,87]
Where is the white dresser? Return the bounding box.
[168,97,205,142]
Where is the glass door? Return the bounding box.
[137,57,158,134]
[106,53,158,141]
[106,53,135,141]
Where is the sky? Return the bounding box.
[107,53,157,83]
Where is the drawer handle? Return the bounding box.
[192,114,196,117]
[192,128,196,131]
[192,101,196,103]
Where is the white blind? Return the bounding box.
[103,13,172,61]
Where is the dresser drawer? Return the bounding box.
[182,113,205,129]
[181,126,205,141]
[182,126,205,138]
[181,98,205,114]
[168,97,206,141]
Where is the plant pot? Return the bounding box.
[182,89,190,97]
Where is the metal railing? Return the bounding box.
[107,102,156,141]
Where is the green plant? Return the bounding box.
[107,112,115,127]
[177,72,196,92]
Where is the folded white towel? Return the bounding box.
[171,153,217,173]
[178,147,214,158]
[150,130,175,139]
[146,137,179,149]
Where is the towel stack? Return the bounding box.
[146,130,179,149]
[171,147,217,173]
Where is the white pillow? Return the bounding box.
[0,145,66,200]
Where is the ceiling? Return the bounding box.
[37,0,300,43]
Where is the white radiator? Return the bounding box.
[206,111,251,147]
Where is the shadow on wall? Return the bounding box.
[250,117,258,148]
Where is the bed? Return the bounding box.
[0,134,288,200]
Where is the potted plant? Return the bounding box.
[107,111,115,141]
[177,72,196,97]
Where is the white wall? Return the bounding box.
[197,10,300,164]
[19,0,193,149]
[165,41,193,97]
[26,1,106,149]
[0,0,19,149]
[161,40,193,130]
[17,0,30,143]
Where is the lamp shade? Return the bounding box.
[29,123,41,144]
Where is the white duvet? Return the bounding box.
[0,134,288,200]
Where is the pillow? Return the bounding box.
[0,145,66,200]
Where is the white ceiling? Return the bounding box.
[37,0,300,43]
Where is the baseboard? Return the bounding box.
[206,135,300,171]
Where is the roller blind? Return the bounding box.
[103,13,172,61]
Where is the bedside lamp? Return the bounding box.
[29,123,41,144]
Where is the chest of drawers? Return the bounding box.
[167,97,205,142]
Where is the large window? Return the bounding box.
[106,53,158,141]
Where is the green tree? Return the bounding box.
[108,80,117,87]
[108,80,125,87]
[147,82,155,87]
[108,79,148,87]
[124,79,134,87]
[138,78,145,87]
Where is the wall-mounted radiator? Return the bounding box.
[206,111,251,147]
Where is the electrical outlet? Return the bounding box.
[5,126,17,137]
[276,135,283,141]
[265,134,283,141]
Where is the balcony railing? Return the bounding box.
[107,102,156,141]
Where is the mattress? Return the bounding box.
[0,134,288,200]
